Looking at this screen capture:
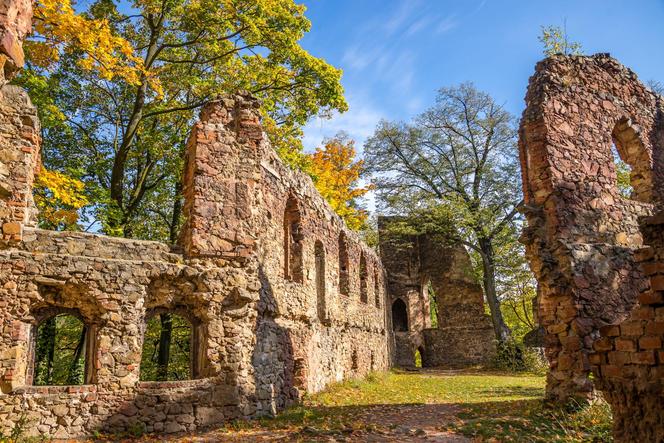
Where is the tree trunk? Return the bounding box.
[157,313,172,381]
[35,317,56,385]
[478,236,512,343]
[169,181,183,244]
[67,326,87,384]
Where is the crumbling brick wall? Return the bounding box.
[0,92,389,438]
[378,220,496,367]
[518,53,664,405]
[590,211,664,442]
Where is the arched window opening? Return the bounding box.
[415,347,424,368]
[611,142,633,198]
[315,240,328,323]
[392,298,408,332]
[425,281,439,328]
[140,311,198,381]
[351,349,358,370]
[338,233,350,296]
[611,119,651,202]
[284,196,304,283]
[374,269,381,308]
[33,312,93,386]
[359,252,368,303]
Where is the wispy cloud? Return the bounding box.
[435,16,458,34]
[302,94,384,153]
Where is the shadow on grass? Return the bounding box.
[247,397,611,442]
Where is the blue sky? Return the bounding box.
[299,0,664,152]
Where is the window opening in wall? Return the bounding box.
[284,196,304,283]
[351,349,358,370]
[315,240,327,323]
[392,298,409,332]
[611,142,633,198]
[359,252,368,303]
[611,118,650,202]
[414,347,424,368]
[427,281,438,328]
[374,269,381,308]
[33,313,90,386]
[140,312,193,381]
[338,233,350,296]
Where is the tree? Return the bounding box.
[34,169,89,230]
[19,0,347,239]
[539,23,583,56]
[308,133,371,230]
[648,80,664,96]
[364,83,521,343]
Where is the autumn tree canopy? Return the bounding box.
[19,0,347,239]
[308,134,371,231]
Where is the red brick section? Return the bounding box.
[518,54,663,407]
[591,212,664,443]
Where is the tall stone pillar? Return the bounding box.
[179,93,264,259]
[0,0,37,242]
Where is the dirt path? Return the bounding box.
[153,403,470,442]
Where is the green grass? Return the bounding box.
[251,369,613,442]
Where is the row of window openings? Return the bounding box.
[29,311,198,387]
[284,197,382,309]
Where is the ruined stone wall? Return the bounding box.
[519,54,663,404]
[0,93,389,438]
[183,94,389,394]
[378,221,495,367]
[590,211,664,442]
[0,85,39,242]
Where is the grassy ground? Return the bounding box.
[233,369,613,442]
[54,369,612,442]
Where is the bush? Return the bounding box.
[493,340,547,374]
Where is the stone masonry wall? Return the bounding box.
[0,93,389,438]
[590,211,664,442]
[0,84,39,242]
[519,54,663,404]
[378,221,496,367]
[183,94,389,394]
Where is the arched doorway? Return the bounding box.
[392,298,408,332]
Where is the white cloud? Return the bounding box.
[435,16,458,34]
[302,94,384,153]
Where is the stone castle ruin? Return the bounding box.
[378,221,496,368]
[2,3,664,440]
[519,54,664,441]
[0,89,391,436]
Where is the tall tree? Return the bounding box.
[19,0,347,239]
[364,83,521,343]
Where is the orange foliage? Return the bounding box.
[308,135,371,230]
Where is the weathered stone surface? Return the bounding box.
[378,219,496,367]
[590,212,664,443]
[0,84,39,242]
[519,53,664,441]
[0,0,31,84]
[0,93,389,438]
